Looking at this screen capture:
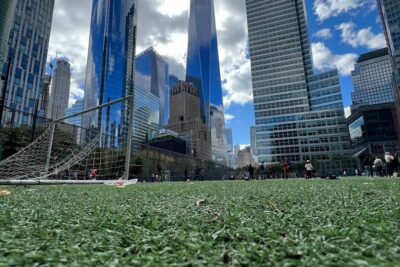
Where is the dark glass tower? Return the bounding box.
[83,0,137,147]
[186,0,224,126]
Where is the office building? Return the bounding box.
[1,0,55,126]
[246,0,351,165]
[250,126,257,156]
[225,128,233,150]
[167,81,211,161]
[186,0,227,161]
[47,59,70,120]
[169,74,179,92]
[0,0,16,67]
[83,0,137,147]
[132,55,162,152]
[135,47,169,126]
[40,74,50,116]
[351,48,394,105]
[236,146,256,169]
[348,103,399,160]
[378,0,400,138]
[225,128,234,167]
[64,99,83,126]
[210,104,229,165]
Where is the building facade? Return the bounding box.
[169,74,179,92]
[378,0,400,139]
[348,103,399,160]
[236,146,256,169]
[0,0,16,67]
[1,0,55,126]
[40,74,50,116]
[250,125,257,156]
[47,59,70,120]
[83,0,137,147]
[246,0,351,165]
[210,104,229,165]
[351,48,394,105]
[167,81,211,161]
[186,0,227,163]
[224,127,234,167]
[135,47,169,126]
[64,99,83,126]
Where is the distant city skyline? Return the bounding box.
[47,0,385,146]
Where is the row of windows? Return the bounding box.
[255,98,306,111]
[256,106,306,117]
[254,90,307,104]
[254,83,306,96]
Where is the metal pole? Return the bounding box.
[45,122,56,175]
[124,97,134,180]
[0,57,12,127]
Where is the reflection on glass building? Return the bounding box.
[348,103,399,159]
[82,0,137,147]
[1,0,54,126]
[132,77,161,153]
[135,47,169,127]
[351,48,394,105]
[186,0,227,164]
[246,0,351,164]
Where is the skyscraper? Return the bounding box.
[246,0,351,164]
[351,48,394,105]
[169,74,179,92]
[167,81,211,161]
[47,59,71,120]
[1,0,55,126]
[40,74,50,115]
[83,0,137,147]
[135,47,169,126]
[186,0,227,162]
[377,0,400,139]
[0,0,16,67]
[224,127,234,167]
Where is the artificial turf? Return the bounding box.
[0,178,399,266]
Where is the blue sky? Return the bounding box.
[226,1,385,146]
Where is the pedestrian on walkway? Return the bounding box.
[305,160,314,179]
[384,152,394,177]
[373,157,384,177]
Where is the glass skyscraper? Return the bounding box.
[83,0,137,147]
[186,0,224,126]
[0,0,16,67]
[186,0,228,164]
[377,0,400,138]
[246,0,351,164]
[135,47,169,127]
[351,48,394,105]
[1,0,54,126]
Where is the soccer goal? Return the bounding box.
[0,96,135,182]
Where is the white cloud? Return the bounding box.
[224,113,235,122]
[315,28,332,39]
[344,106,351,118]
[311,42,358,76]
[336,22,386,49]
[314,0,368,21]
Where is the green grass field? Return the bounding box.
[1,178,399,266]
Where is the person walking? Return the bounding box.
[282,161,289,179]
[394,151,400,177]
[373,157,384,177]
[248,164,254,180]
[384,152,394,177]
[305,160,314,179]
